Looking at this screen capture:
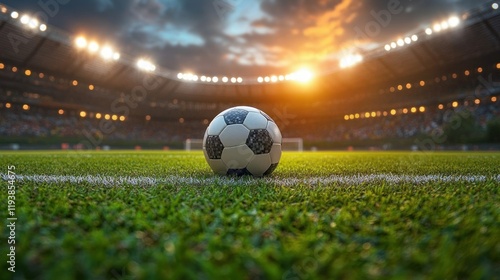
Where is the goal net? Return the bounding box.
[185,138,304,151]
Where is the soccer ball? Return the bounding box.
[203,106,282,176]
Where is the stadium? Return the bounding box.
[0,0,499,279]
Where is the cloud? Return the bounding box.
[94,0,114,12]
[1,0,489,76]
[227,0,360,73]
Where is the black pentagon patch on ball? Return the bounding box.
[227,168,252,176]
[264,163,278,176]
[246,129,273,155]
[205,135,224,159]
[260,111,275,122]
[224,109,248,125]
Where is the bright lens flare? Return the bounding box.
[75,36,87,48]
[339,54,363,69]
[290,68,314,83]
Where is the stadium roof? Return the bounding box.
[0,1,500,105]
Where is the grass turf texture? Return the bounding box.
[0,151,499,279]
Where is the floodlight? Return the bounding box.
[75,36,87,48]
[433,23,442,32]
[100,46,113,60]
[88,41,99,53]
[28,18,38,29]
[440,21,449,30]
[292,68,314,83]
[339,54,363,69]
[20,14,29,24]
[448,16,460,27]
[136,59,156,72]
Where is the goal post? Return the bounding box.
[184,138,304,151]
[185,139,204,151]
[282,138,304,152]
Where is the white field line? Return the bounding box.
[1,174,499,187]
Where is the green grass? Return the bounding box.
[0,151,499,279]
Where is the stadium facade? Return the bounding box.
[0,1,499,150]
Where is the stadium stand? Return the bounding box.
[1,1,500,150]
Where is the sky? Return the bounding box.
[2,0,490,76]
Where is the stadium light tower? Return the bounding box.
[136,59,156,72]
[339,54,363,69]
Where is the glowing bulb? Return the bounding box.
[441,21,449,30]
[75,36,87,48]
[88,41,99,53]
[448,16,460,27]
[28,18,38,29]
[20,14,29,24]
[100,46,113,60]
[433,23,442,32]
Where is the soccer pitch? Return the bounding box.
[1,151,499,279]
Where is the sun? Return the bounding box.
[290,68,314,83]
